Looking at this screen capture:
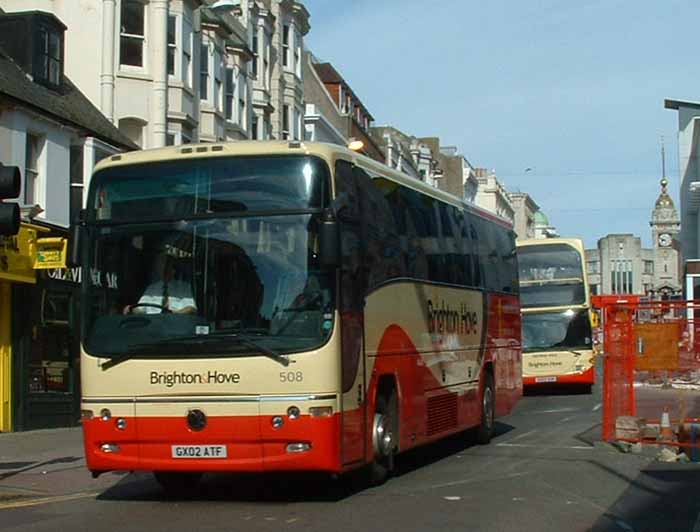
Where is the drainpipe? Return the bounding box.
[100,0,116,122]
[150,0,169,147]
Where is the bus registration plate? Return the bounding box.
[535,376,557,383]
[171,445,227,459]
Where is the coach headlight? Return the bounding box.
[100,408,112,421]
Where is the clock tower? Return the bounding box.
[650,169,681,295]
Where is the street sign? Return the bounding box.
[34,237,67,270]
[0,224,48,283]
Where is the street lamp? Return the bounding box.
[347,138,364,151]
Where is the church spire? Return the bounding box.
[661,135,666,180]
[652,136,678,217]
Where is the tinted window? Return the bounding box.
[90,156,329,223]
[522,309,592,352]
[336,169,515,293]
[518,244,583,282]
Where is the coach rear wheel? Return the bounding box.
[154,471,203,495]
[369,393,397,485]
[476,373,495,445]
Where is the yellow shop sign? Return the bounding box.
[34,237,67,270]
[0,224,49,283]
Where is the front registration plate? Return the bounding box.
[171,445,227,459]
[535,376,557,383]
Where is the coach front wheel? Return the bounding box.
[368,393,397,485]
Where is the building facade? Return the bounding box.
[268,0,308,141]
[304,58,382,160]
[2,0,310,147]
[586,178,682,297]
[301,53,346,145]
[370,126,422,179]
[665,99,700,267]
[508,192,539,240]
[0,10,136,432]
[473,168,515,222]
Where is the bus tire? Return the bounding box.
[154,471,202,495]
[368,392,397,486]
[476,373,495,445]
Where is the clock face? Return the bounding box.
[658,233,672,247]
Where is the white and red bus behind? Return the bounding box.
[517,238,595,391]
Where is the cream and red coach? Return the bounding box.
[77,141,522,490]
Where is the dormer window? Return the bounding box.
[36,27,61,86]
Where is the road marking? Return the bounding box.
[559,416,576,424]
[532,407,578,414]
[502,429,537,443]
[0,491,99,510]
[593,403,602,411]
[426,471,530,491]
[496,443,593,450]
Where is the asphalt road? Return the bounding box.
[3,381,700,532]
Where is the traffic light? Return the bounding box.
[0,163,20,236]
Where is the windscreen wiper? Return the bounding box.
[101,332,289,370]
[224,332,290,367]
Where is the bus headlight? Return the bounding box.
[286,442,311,453]
[100,409,112,421]
[287,406,301,419]
[100,443,120,453]
[116,418,127,430]
[271,416,284,429]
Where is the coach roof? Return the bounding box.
[93,141,513,229]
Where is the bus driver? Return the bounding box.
[124,253,196,315]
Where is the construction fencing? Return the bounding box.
[601,300,700,452]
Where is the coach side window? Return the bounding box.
[334,160,364,310]
[439,202,462,285]
[496,227,518,294]
[457,211,474,287]
[354,167,405,289]
[401,188,429,281]
[466,214,484,289]
[476,218,499,291]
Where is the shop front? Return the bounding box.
[11,265,80,430]
[0,222,73,432]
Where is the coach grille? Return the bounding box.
[427,393,458,436]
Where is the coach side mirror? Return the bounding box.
[319,209,340,269]
[68,209,86,267]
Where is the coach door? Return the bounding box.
[335,160,367,466]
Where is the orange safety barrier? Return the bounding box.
[601,300,700,450]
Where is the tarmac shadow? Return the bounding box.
[95,422,515,504]
[393,421,515,478]
[96,470,368,504]
[591,465,700,532]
